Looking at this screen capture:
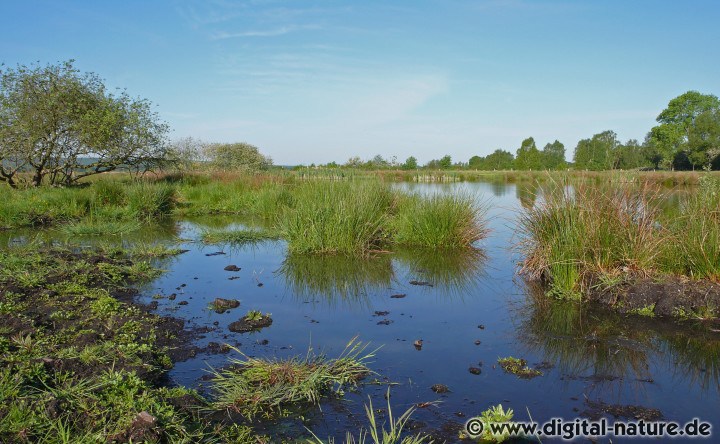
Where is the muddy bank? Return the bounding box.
[585,275,720,319]
[0,246,259,443]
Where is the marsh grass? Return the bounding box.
[391,193,487,249]
[0,180,175,231]
[280,181,394,255]
[210,337,375,418]
[518,182,666,298]
[520,175,720,304]
[126,182,176,219]
[661,176,720,279]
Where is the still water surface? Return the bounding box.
[5,181,717,442]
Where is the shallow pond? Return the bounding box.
[5,181,718,442]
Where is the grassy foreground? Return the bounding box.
[0,242,430,443]
[519,176,720,317]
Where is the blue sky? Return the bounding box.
[2,1,719,165]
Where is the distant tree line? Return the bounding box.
[313,90,720,172]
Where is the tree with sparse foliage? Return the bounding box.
[168,136,208,171]
[204,142,272,171]
[0,60,170,187]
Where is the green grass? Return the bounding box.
[280,181,394,255]
[661,176,720,279]
[1,174,486,256]
[518,182,666,299]
[210,337,375,419]
[392,192,487,249]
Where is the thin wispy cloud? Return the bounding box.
[210,24,321,40]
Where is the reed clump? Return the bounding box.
[519,177,720,300]
[280,181,394,255]
[392,192,487,249]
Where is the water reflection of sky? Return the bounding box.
[3,181,718,441]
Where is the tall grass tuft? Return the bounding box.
[126,182,176,219]
[392,193,487,249]
[518,183,665,298]
[663,176,720,279]
[211,337,375,419]
[280,181,394,255]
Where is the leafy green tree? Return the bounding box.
[204,142,272,171]
[438,155,452,169]
[614,139,646,169]
[0,60,169,187]
[687,109,720,170]
[648,91,720,169]
[484,149,515,170]
[401,156,418,170]
[468,155,484,169]
[541,140,566,170]
[515,137,542,170]
[573,130,619,170]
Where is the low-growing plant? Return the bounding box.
[244,309,267,322]
[518,182,665,298]
[461,404,515,443]
[497,357,543,379]
[210,337,375,418]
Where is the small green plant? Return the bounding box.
[631,304,656,318]
[497,357,543,379]
[461,404,514,443]
[307,389,430,444]
[245,310,266,322]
